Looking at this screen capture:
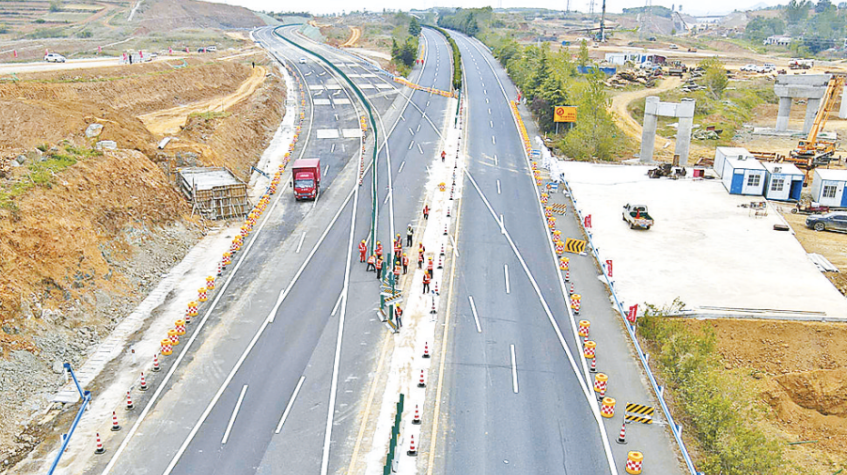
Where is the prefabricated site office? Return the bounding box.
[721,156,767,196]
[762,162,804,201]
[810,168,847,207]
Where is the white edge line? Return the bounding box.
[296,232,306,253]
[275,376,306,434]
[331,291,344,317]
[221,385,248,445]
[504,264,510,294]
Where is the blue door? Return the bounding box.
[730,171,744,194]
[789,179,803,201]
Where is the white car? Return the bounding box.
[44,53,66,63]
[299,57,307,64]
[669,44,679,49]
[740,64,760,72]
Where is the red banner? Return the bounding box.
[606,259,613,277]
[584,214,592,229]
[627,304,638,324]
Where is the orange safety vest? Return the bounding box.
[402,256,409,266]
[395,307,403,318]
[358,242,366,253]
[427,260,433,271]
[423,205,429,214]
[367,255,375,265]
[394,265,401,275]
[376,244,383,255]
[423,274,431,284]
[375,259,383,270]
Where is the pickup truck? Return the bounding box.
[291,158,321,201]
[623,204,654,230]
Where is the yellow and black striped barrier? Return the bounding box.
[624,403,654,424]
[564,238,586,254]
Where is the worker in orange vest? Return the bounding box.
[402,253,409,274]
[394,262,401,279]
[422,204,429,220]
[358,240,367,263]
[394,234,401,255]
[395,305,403,328]
[375,241,383,259]
[375,257,383,279]
[427,257,434,278]
[366,254,376,272]
[441,150,446,162]
[422,272,431,294]
[417,252,424,269]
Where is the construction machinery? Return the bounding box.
[789,74,845,168]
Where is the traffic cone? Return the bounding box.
[111,411,121,431]
[440,244,445,256]
[126,391,134,410]
[430,297,437,314]
[569,282,574,294]
[434,281,439,295]
[217,262,222,277]
[423,342,431,358]
[565,270,570,282]
[152,354,160,372]
[617,421,627,444]
[443,224,448,235]
[407,434,417,456]
[590,357,597,373]
[437,255,443,269]
[94,432,105,454]
[140,373,148,391]
[412,405,422,425]
[446,205,451,217]
[418,369,426,388]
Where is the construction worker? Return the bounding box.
[358,240,367,263]
[394,262,401,279]
[422,272,431,294]
[395,305,403,328]
[366,254,376,272]
[423,204,429,220]
[375,241,383,259]
[406,224,414,247]
[427,257,434,278]
[441,150,446,162]
[375,257,383,280]
[417,252,424,269]
[402,253,409,274]
[394,233,401,255]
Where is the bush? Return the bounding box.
[426,25,462,90]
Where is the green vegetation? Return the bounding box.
[436,7,493,37]
[743,17,786,43]
[0,146,102,211]
[388,12,420,77]
[700,57,729,98]
[408,17,421,37]
[188,110,230,120]
[49,0,62,13]
[638,301,790,474]
[427,25,462,90]
[748,0,846,53]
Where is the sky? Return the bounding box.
[207,0,783,17]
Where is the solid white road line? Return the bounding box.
[296,232,306,253]
[331,291,344,316]
[275,376,306,434]
[497,179,501,194]
[221,385,248,445]
[468,296,482,333]
[398,160,406,174]
[504,264,510,294]
[510,345,518,394]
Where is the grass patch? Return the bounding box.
[188,110,230,120]
[637,300,792,474]
[0,146,102,211]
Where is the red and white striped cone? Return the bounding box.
[440,244,445,256]
[418,369,426,388]
[184,308,191,325]
[407,434,417,456]
[446,205,451,217]
[412,405,422,425]
[153,353,160,372]
[94,432,105,454]
[111,411,121,431]
[443,224,448,235]
[434,280,440,295]
[590,357,597,373]
[437,255,443,269]
[423,342,431,358]
[575,301,580,315]
[617,421,627,444]
[217,262,222,277]
[569,282,574,294]
[126,391,134,410]
[140,372,148,391]
[564,270,570,282]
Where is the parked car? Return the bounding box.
[44,53,66,63]
[206,45,217,52]
[623,204,654,230]
[740,64,759,72]
[806,212,847,232]
[669,43,679,49]
[647,36,657,41]
[299,57,307,64]
[763,63,776,72]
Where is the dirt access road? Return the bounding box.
[341,26,361,47]
[139,65,266,135]
[610,76,680,155]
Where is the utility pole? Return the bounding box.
[600,0,606,42]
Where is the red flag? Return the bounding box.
[627,304,638,324]
[606,259,613,277]
[584,214,592,229]
[98,45,102,54]
[139,50,143,59]
[13,50,17,58]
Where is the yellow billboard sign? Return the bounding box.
[554,106,577,123]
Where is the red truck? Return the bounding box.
[291,158,321,200]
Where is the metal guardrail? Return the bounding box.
[383,393,405,474]
[48,364,91,475]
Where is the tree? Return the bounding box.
[744,17,786,43]
[785,0,811,24]
[700,57,728,98]
[49,0,62,12]
[562,70,617,160]
[408,17,421,37]
[578,39,590,67]
[816,0,833,13]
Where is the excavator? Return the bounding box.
[788,74,846,168]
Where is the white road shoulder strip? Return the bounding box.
[510,345,518,394]
[275,376,306,434]
[468,296,482,333]
[504,264,510,294]
[221,385,248,444]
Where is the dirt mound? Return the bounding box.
[133,0,264,31]
[686,319,847,472]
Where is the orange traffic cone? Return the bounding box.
[407,434,417,456]
[126,391,134,410]
[94,432,105,454]
[617,421,627,444]
[412,405,421,425]
[153,354,160,372]
[423,342,431,358]
[111,411,121,431]
[418,369,426,388]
